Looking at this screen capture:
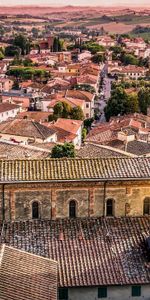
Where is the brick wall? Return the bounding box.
[0,180,150,221]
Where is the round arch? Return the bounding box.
[143,197,150,215]
[69,199,77,218]
[106,198,115,216]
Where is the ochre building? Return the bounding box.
[0,157,150,221]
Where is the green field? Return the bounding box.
[113,14,150,25]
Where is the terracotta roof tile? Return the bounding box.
[17,112,52,123]
[0,119,56,140]
[66,90,94,102]
[0,103,20,113]
[54,118,83,134]
[0,217,150,287]
[0,141,50,159]
[0,157,150,183]
[77,143,127,158]
[0,244,57,300]
[43,123,77,143]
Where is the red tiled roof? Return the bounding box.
[54,118,83,134]
[66,90,94,102]
[77,74,97,84]
[43,123,77,143]
[17,111,52,122]
[47,98,84,109]
[0,103,20,113]
[0,244,57,300]
[1,217,150,287]
[2,96,30,109]
[120,65,147,73]
[0,140,50,159]
[86,114,150,145]
[0,119,56,140]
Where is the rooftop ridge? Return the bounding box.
[32,120,47,139]
[2,244,58,263]
[0,156,145,162]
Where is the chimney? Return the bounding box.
[59,231,64,241]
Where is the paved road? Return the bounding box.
[98,76,114,123]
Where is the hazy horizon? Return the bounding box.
[0,0,150,7]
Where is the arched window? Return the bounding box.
[69,200,76,218]
[143,198,150,215]
[32,201,39,219]
[106,199,114,216]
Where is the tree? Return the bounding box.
[51,142,75,158]
[11,56,22,65]
[13,34,31,55]
[12,80,20,90]
[138,57,149,68]
[53,37,59,52]
[126,93,139,113]
[81,42,105,54]
[7,67,49,81]
[53,102,64,118]
[0,51,4,60]
[138,88,150,114]
[110,45,123,60]
[23,58,33,67]
[120,53,139,66]
[82,128,87,140]
[5,45,20,57]
[91,53,105,64]
[0,26,5,36]
[62,101,71,118]
[71,106,84,120]
[53,37,63,52]
[104,87,138,121]
[53,101,71,119]
[84,118,94,130]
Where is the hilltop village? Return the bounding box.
[0,6,150,300]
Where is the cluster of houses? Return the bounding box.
[96,35,149,79]
[82,113,150,157]
[0,31,150,300]
[0,42,102,157]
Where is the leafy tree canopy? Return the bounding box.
[104,87,139,121]
[5,45,21,57]
[52,101,84,121]
[51,142,75,158]
[138,88,150,114]
[13,34,31,55]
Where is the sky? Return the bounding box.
[0,0,150,6]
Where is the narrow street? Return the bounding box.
[97,63,114,123]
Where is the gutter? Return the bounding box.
[0,177,150,185]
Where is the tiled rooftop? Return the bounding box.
[77,143,128,158]
[0,119,56,140]
[0,217,150,287]
[0,141,50,160]
[0,244,58,300]
[0,102,19,113]
[108,140,150,156]
[0,157,150,183]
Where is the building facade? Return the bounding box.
[0,157,150,221]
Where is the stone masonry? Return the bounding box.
[0,180,150,221]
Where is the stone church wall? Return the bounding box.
[0,180,150,221]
